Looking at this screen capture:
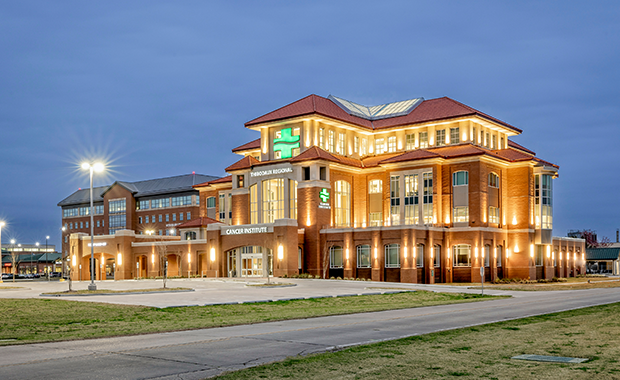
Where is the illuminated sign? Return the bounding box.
[87,242,107,247]
[250,167,293,177]
[273,128,300,159]
[222,226,273,235]
[319,188,330,209]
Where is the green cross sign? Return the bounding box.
[319,188,330,203]
[273,128,300,159]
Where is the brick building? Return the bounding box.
[62,95,585,282]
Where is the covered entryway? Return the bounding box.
[226,246,273,278]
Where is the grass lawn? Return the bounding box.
[445,277,620,291]
[0,291,501,345]
[214,302,620,380]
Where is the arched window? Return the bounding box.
[185,231,197,240]
[453,244,471,267]
[385,244,400,268]
[356,245,371,268]
[330,246,343,269]
[453,171,469,186]
[416,244,424,268]
[334,180,351,227]
[488,172,499,188]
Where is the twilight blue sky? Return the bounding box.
[1,1,619,248]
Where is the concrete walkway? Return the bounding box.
[0,280,618,379]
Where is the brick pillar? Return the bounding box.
[297,184,330,277]
[231,191,249,226]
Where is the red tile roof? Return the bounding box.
[290,146,363,168]
[508,139,536,155]
[193,175,233,188]
[245,94,521,133]
[226,156,260,172]
[176,217,221,228]
[232,138,261,152]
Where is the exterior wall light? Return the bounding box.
[345,248,349,260]
[514,244,519,253]
[512,216,517,225]
[72,255,76,266]
[403,246,407,259]
[188,252,191,263]
[151,253,155,264]
[474,246,479,258]
[374,247,378,259]
[530,244,534,258]
[210,247,215,262]
[445,215,450,224]
[277,245,284,260]
[546,245,551,258]
[117,253,122,266]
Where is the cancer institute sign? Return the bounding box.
[221,226,273,235]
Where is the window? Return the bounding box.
[500,137,505,149]
[158,230,162,236]
[319,127,325,149]
[535,174,553,229]
[489,206,499,224]
[145,216,149,223]
[404,174,419,225]
[485,132,490,148]
[195,195,200,206]
[172,214,176,222]
[334,180,351,227]
[302,167,310,181]
[488,173,499,188]
[338,133,345,154]
[186,212,190,220]
[419,131,428,148]
[406,133,415,150]
[453,171,469,186]
[262,178,285,223]
[228,193,232,220]
[473,127,477,143]
[69,222,73,229]
[453,244,471,267]
[368,179,381,193]
[206,197,216,208]
[434,245,441,267]
[385,244,400,268]
[496,246,503,267]
[450,127,460,144]
[219,193,226,221]
[63,208,78,218]
[436,129,446,146]
[298,247,302,270]
[171,195,192,207]
[375,138,385,154]
[79,206,89,216]
[361,138,367,155]
[416,244,424,267]
[387,136,396,153]
[330,246,343,268]
[138,200,150,210]
[369,213,382,227]
[484,245,490,267]
[95,205,104,215]
[179,213,184,221]
[79,221,82,228]
[535,245,544,266]
[354,136,359,153]
[328,130,335,153]
[290,180,298,220]
[85,221,88,229]
[166,214,169,222]
[158,214,162,222]
[250,184,258,224]
[423,172,433,224]
[185,231,197,240]
[320,166,327,181]
[453,207,469,223]
[390,176,400,226]
[492,134,497,150]
[357,245,371,268]
[108,199,126,234]
[480,130,484,145]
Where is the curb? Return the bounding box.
[39,289,195,297]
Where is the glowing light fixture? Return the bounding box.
[514,244,519,253]
[117,253,122,266]
[512,216,517,225]
[151,253,154,264]
[210,247,216,262]
[374,247,378,259]
[474,246,479,258]
[404,246,408,259]
[530,244,534,258]
[277,245,284,260]
[188,253,191,263]
[546,245,551,258]
[346,248,349,260]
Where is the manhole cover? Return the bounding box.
[512,354,589,363]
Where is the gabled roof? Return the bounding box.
[194,175,233,188]
[232,138,261,153]
[176,217,221,229]
[508,139,536,155]
[245,94,521,133]
[586,247,620,261]
[290,146,363,168]
[226,156,260,172]
[58,173,218,207]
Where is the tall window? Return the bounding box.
[369,179,383,227]
[484,245,490,267]
[406,133,415,150]
[206,196,216,208]
[419,131,428,148]
[328,130,335,153]
[262,179,285,223]
[385,244,400,268]
[354,136,359,153]
[452,171,469,223]
[245,185,254,222]
[496,246,503,267]
[138,200,150,210]
[227,193,232,220]
[453,171,468,186]
[390,175,400,226]
[453,244,471,267]
[434,245,441,267]
[334,180,350,227]
[436,129,446,146]
[357,245,371,268]
[453,207,469,223]
[416,244,424,267]
[171,195,192,207]
[338,133,345,154]
[404,174,419,225]
[488,173,499,188]
[219,193,226,221]
[289,180,298,220]
[423,172,433,224]
[330,246,343,268]
[492,134,497,150]
[535,245,544,266]
[387,136,396,153]
[108,199,126,234]
[375,138,385,154]
[450,127,460,144]
[489,206,499,224]
[319,127,325,149]
[361,138,367,155]
[535,174,553,229]
[485,132,490,148]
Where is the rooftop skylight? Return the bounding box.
[328,95,424,121]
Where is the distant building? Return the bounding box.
[585,247,620,275]
[1,243,59,274]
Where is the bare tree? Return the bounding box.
[322,242,336,279]
[569,229,612,248]
[153,238,170,289]
[9,252,22,282]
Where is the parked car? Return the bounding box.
[50,272,62,278]
[1,273,11,280]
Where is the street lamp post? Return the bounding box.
[34,242,39,275]
[45,235,50,280]
[9,239,15,282]
[0,221,5,283]
[82,162,104,291]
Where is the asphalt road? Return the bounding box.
[0,282,618,379]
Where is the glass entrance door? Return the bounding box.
[241,253,263,277]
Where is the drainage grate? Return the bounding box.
[512,354,589,363]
